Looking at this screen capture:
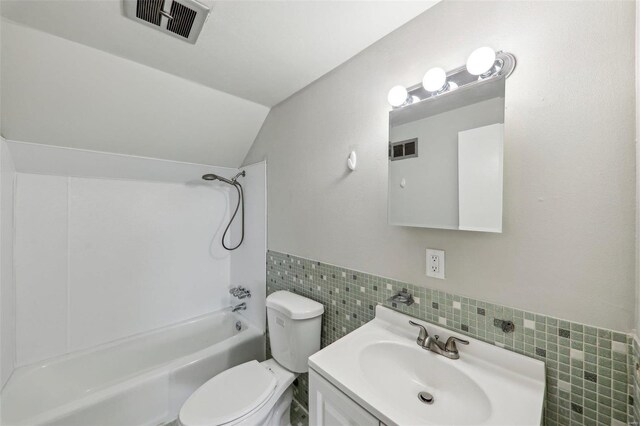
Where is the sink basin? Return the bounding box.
[309,305,546,425]
[359,342,491,424]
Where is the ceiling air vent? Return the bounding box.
[166,1,198,39]
[124,0,210,44]
[136,0,163,26]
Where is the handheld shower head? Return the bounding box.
[201,170,246,251]
[201,174,234,185]
[202,171,246,185]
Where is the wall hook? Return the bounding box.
[347,151,357,171]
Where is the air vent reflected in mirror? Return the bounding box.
[389,138,418,161]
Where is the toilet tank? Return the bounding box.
[266,291,324,373]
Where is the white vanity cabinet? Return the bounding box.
[309,369,380,426]
[307,306,545,426]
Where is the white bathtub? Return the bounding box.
[1,309,264,426]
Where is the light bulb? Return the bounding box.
[422,67,447,92]
[466,47,496,76]
[387,85,408,107]
[448,81,458,91]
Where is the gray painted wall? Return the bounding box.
[1,20,269,167]
[244,1,636,331]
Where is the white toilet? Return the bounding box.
[179,291,324,426]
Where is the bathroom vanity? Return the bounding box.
[308,306,546,426]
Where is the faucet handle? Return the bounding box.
[389,291,414,306]
[409,320,429,346]
[445,336,469,352]
[230,286,251,299]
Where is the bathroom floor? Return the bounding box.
[290,399,309,426]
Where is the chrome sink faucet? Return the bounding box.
[409,320,469,360]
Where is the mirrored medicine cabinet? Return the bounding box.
[388,51,514,233]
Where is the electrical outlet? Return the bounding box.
[426,249,445,279]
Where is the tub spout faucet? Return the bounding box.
[230,286,251,299]
[232,302,247,312]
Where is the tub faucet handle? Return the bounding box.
[230,286,251,299]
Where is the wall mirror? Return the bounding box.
[388,50,514,233]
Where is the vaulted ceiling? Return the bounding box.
[1,0,439,166]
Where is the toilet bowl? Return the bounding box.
[179,359,295,426]
[179,291,324,426]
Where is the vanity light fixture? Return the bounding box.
[422,67,448,93]
[387,85,410,107]
[466,46,497,76]
[387,48,515,109]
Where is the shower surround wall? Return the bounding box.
[15,174,229,364]
[8,141,266,367]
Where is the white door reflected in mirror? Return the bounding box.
[388,74,505,233]
[458,123,504,232]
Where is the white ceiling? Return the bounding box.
[2,19,270,167]
[1,0,438,167]
[1,0,439,107]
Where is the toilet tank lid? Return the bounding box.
[267,291,324,319]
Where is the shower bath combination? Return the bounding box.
[202,171,246,250]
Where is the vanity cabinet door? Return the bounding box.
[309,369,379,426]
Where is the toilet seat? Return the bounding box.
[179,360,277,426]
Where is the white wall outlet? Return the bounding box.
[426,249,445,279]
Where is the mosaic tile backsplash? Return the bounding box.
[632,339,640,423]
[266,250,635,426]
